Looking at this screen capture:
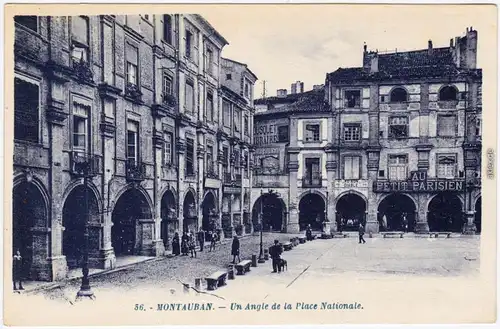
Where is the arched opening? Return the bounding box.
[427,193,463,232]
[377,193,416,232]
[160,190,176,250]
[202,192,217,233]
[252,193,284,232]
[390,87,408,102]
[299,193,325,231]
[439,86,457,101]
[12,182,47,280]
[183,191,197,234]
[112,189,152,256]
[335,193,366,231]
[475,197,481,234]
[62,185,99,269]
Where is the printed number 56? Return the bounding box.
[135,304,145,311]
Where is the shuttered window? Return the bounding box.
[388,154,408,181]
[437,155,457,178]
[14,77,39,143]
[344,156,360,180]
[72,103,89,152]
[127,121,139,164]
[126,43,139,85]
[185,81,194,114]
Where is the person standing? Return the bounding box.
[188,231,197,258]
[172,232,180,256]
[197,229,205,252]
[209,231,217,252]
[269,240,283,273]
[231,236,241,264]
[358,223,366,244]
[306,224,313,241]
[181,232,189,256]
[13,249,24,291]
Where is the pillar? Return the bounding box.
[287,148,300,233]
[415,193,430,233]
[325,146,337,231]
[151,126,166,256]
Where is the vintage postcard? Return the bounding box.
[3,3,497,326]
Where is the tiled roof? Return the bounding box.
[255,87,329,116]
[327,47,481,82]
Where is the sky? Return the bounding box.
[200,4,495,98]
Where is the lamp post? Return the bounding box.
[258,189,265,263]
[75,156,95,301]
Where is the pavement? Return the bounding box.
[5,233,483,326]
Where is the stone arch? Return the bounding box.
[438,85,459,101]
[111,184,154,218]
[377,193,417,232]
[427,192,464,232]
[389,86,409,102]
[298,190,326,231]
[61,179,103,216]
[12,176,50,280]
[251,193,287,232]
[160,188,178,250]
[335,190,368,232]
[183,189,197,233]
[201,190,218,232]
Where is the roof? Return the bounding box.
[254,87,330,116]
[221,57,258,81]
[327,47,481,83]
[194,14,229,47]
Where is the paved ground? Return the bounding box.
[6,234,482,326]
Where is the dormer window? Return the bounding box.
[390,87,408,102]
[344,90,360,108]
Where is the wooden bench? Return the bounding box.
[283,242,293,251]
[298,237,306,244]
[332,233,347,238]
[235,260,252,275]
[382,232,404,238]
[205,270,228,291]
[432,232,452,238]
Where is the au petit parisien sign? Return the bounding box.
[373,170,465,193]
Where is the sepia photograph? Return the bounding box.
[3,3,497,326]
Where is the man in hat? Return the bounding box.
[13,249,24,291]
[269,240,283,273]
[358,223,366,244]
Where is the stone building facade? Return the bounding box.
[252,28,482,235]
[12,14,256,282]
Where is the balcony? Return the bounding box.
[70,152,101,177]
[235,173,242,181]
[302,174,322,187]
[124,83,143,104]
[206,167,219,179]
[72,59,94,84]
[126,160,146,182]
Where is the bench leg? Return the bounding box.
[236,268,244,275]
[207,282,215,291]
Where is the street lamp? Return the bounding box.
[75,155,95,301]
[258,189,265,263]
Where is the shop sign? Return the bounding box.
[334,180,369,188]
[373,179,465,192]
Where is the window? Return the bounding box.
[390,87,408,102]
[126,43,139,85]
[344,156,360,180]
[378,170,385,177]
[14,77,39,143]
[278,125,289,142]
[71,16,89,64]
[344,124,361,141]
[164,132,172,165]
[223,147,229,174]
[162,15,172,44]
[206,92,213,122]
[185,81,194,114]
[389,117,408,139]
[205,48,213,75]
[234,149,240,168]
[304,124,320,142]
[223,100,231,127]
[186,138,194,176]
[388,154,408,181]
[185,30,193,59]
[72,103,89,152]
[475,117,482,138]
[244,81,250,98]
[304,158,321,186]
[206,145,213,173]
[15,16,37,32]
[439,86,457,101]
[234,108,241,132]
[437,115,457,137]
[437,154,457,178]
[162,73,173,97]
[244,115,249,135]
[344,90,361,108]
[127,121,139,165]
[226,73,232,80]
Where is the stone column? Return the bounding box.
[415,194,430,233]
[325,145,337,230]
[287,147,300,233]
[151,128,166,256]
[176,136,187,232]
[46,93,69,281]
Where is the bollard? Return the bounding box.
[264,249,269,260]
[228,265,235,280]
[251,254,257,267]
[183,283,190,294]
[195,278,201,290]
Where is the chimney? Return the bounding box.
[450,38,454,48]
[277,89,287,97]
[428,39,433,55]
[370,54,378,73]
[363,42,367,53]
[465,27,478,69]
